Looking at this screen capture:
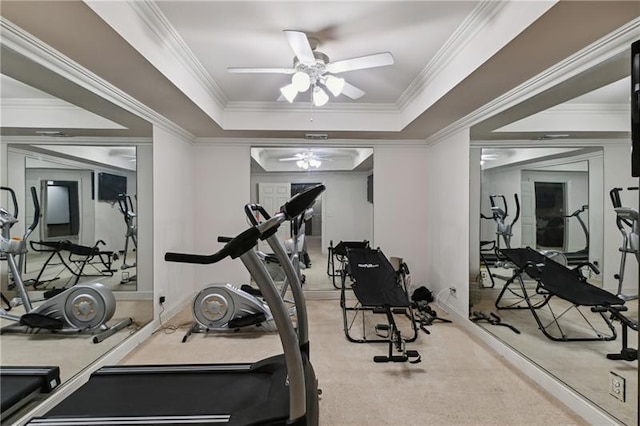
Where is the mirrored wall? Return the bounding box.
[0,43,154,421]
[468,48,638,425]
[250,146,374,291]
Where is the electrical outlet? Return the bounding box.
[449,287,457,298]
[609,372,625,402]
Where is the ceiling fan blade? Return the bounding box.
[279,157,303,161]
[341,82,365,100]
[283,30,316,65]
[228,67,294,74]
[326,52,394,74]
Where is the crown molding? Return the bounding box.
[130,0,228,107]
[2,135,153,146]
[224,101,399,114]
[427,17,640,146]
[195,137,426,148]
[0,17,195,143]
[544,103,630,114]
[397,0,506,110]
[471,138,630,149]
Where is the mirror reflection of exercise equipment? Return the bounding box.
[116,193,137,284]
[610,186,639,300]
[0,186,132,343]
[479,193,520,288]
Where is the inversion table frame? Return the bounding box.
[340,247,420,363]
[495,247,625,342]
[326,240,369,289]
[28,239,117,288]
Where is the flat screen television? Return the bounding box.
[632,39,639,177]
[98,172,127,202]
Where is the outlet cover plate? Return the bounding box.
[609,371,625,402]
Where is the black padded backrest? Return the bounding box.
[500,248,624,307]
[346,248,409,307]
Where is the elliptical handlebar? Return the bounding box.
[165,227,261,264]
[282,184,325,219]
[0,186,19,220]
[26,186,40,236]
[487,193,520,226]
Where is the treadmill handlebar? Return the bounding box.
[165,227,261,264]
[282,184,325,219]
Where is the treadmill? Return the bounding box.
[1,366,61,421]
[26,185,324,426]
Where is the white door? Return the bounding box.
[258,182,291,250]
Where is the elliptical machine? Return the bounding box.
[181,204,311,342]
[479,193,520,287]
[610,186,639,300]
[0,186,131,343]
[116,193,137,284]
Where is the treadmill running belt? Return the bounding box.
[1,376,46,413]
[43,365,290,425]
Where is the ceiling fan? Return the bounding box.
[227,30,394,106]
[279,151,328,169]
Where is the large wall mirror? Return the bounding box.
[0,43,154,420]
[468,48,638,425]
[250,146,373,292]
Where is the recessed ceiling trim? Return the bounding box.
[401,0,557,128]
[129,0,228,106]
[396,0,506,110]
[85,0,229,130]
[426,16,640,146]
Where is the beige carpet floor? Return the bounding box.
[123,300,586,425]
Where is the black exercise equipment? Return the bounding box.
[0,187,131,343]
[0,366,61,421]
[340,247,420,363]
[495,247,630,343]
[26,184,325,426]
[28,239,117,289]
[326,240,369,289]
[479,193,520,288]
[561,204,590,265]
[470,311,520,334]
[116,193,137,283]
[610,186,639,300]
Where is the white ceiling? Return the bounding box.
[0,1,638,143]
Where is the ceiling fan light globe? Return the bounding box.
[280,84,298,103]
[296,160,304,168]
[325,75,345,96]
[313,86,329,107]
[309,158,321,168]
[292,71,311,92]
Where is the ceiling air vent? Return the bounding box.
[305,133,328,140]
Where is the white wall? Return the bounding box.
[425,130,470,316]
[192,144,252,289]
[250,170,373,253]
[374,145,429,294]
[152,126,195,313]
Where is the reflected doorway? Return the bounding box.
[534,181,566,250]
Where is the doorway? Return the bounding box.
[534,181,566,250]
[42,180,80,240]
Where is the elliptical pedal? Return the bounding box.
[20,313,64,330]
